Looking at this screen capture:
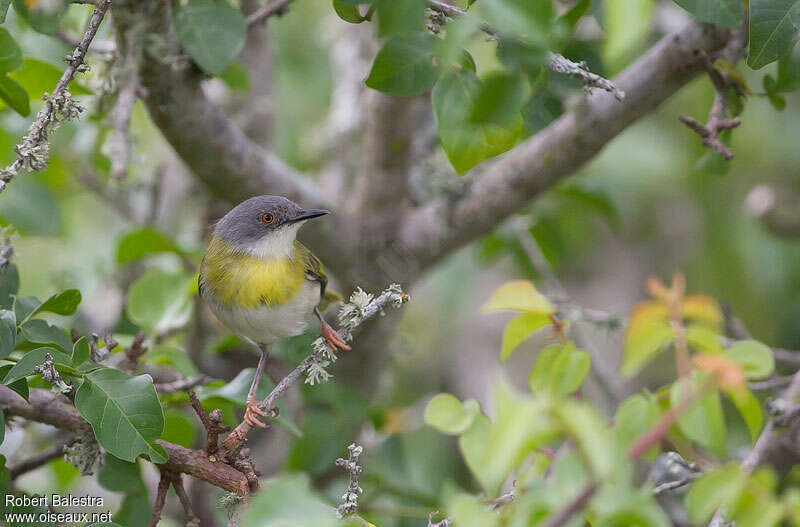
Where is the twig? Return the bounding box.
[55,29,117,54]
[749,375,793,392]
[156,376,211,394]
[706,370,800,526]
[678,52,741,160]
[543,482,597,527]
[652,472,701,495]
[336,443,364,518]
[246,0,296,26]
[8,439,75,479]
[170,473,201,527]
[187,390,230,456]
[0,0,112,193]
[428,512,452,527]
[218,285,408,457]
[426,0,624,99]
[148,471,171,527]
[123,331,148,374]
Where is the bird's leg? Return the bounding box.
[244,344,270,428]
[315,307,351,351]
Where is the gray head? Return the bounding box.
[214,195,328,253]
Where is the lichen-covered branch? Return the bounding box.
[336,443,364,518]
[0,0,112,193]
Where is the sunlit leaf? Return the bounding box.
[529,343,591,397]
[0,74,29,116]
[424,393,481,435]
[727,387,763,443]
[501,311,551,361]
[681,294,723,330]
[686,464,746,523]
[8,59,92,100]
[621,302,673,376]
[448,493,499,527]
[724,340,774,380]
[671,373,726,456]
[613,394,660,461]
[0,28,22,74]
[686,324,722,353]
[483,280,555,314]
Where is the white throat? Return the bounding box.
[246,223,302,259]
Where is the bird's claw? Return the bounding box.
[321,321,350,352]
[244,395,268,428]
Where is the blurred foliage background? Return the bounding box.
[1,0,799,525]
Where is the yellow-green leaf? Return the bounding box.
[501,312,551,361]
[482,280,554,315]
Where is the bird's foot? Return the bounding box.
[321,320,351,352]
[244,395,268,428]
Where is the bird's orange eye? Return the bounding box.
[260,212,275,225]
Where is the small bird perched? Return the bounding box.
[199,195,350,428]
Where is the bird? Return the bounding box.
[198,195,350,428]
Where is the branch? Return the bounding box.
[218,285,408,455]
[8,439,75,479]
[187,389,230,456]
[336,443,364,518]
[399,22,731,269]
[543,482,597,527]
[246,0,296,26]
[678,51,742,160]
[148,471,171,527]
[426,0,624,99]
[0,386,251,496]
[0,0,112,193]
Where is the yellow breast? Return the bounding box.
[199,237,306,309]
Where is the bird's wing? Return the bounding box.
[294,241,343,311]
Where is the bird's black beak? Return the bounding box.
[291,209,329,222]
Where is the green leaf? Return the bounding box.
[477,0,552,47]
[621,309,673,376]
[241,474,339,527]
[501,312,551,361]
[523,91,563,133]
[0,309,15,360]
[2,347,71,385]
[0,0,10,23]
[126,270,193,334]
[12,0,66,35]
[686,324,723,353]
[671,374,726,456]
[552,400,616,479]
[74,368,166,463]
[0,365,28,400]
[724,340,774,379]
[30,289,81,317]
[365,32,439,96]
[0,264,19,309]
[332,0,364,23]
[433,68,523,174]
[529,343,591,397]
[0,74,29,116]
[19,319,72,353]
[424,393,481,434]
[218,61,251,92]
[776,46,800,91]
[671,0,743,28]
[0,28,22,74]
[436,16,480,71]
[602,0,655,72]
[592,486,672,527]
[162,408,196,448]
[8,58,92,99]
[613,394,660,461]
[198,368,301,436]
[375,0,426,36]
[747,0,800,69]
[71,337,90,366]
[728,387,763,443]
[97,455,145,494]
[469,72,523,125]
[13,296,40,323]
[449,493,499,527]
[686,464,746,523]
[116,228,182,265]
[174,0,247,75]
[483,280,554,314]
